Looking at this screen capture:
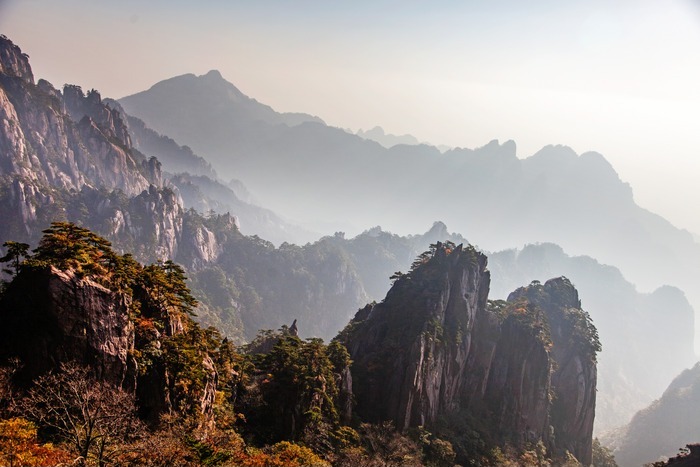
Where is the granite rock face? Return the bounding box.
[508,278,598,465]
[0,266,134,386]
[0,36,158,242]
[343,243,491,430]
[341,243,598,464]
[0,265,218,424]
[0,36,232,271]
[0,35,33,83]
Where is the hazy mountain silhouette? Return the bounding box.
[603,362,700,467]
[101,98,317,245]
[355,125,421,148]
[118,71,700,346]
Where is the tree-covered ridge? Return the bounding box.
[0,225,607,466]
[0,224,442,466]
[0,223,338,465]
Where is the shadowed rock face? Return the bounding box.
[0,266,135,386]
[341,243,598,464]
[0,265,217,425]
[508,278,598,465]
[343,243,491,430]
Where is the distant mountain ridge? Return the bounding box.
[355,126,421,147]
[353,126,452,152]
[119,70,700,351]
[119,69,324,148]
[604,362,700,467]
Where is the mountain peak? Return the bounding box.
[0,34,34,83]
[426,220,449,237]
[203,69,224,80]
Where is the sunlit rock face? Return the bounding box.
[341,243,598,465]
[0,36,233,271]
[0,35,159,241]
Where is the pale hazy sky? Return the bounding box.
[2,0,700,235]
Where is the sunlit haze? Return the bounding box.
[2,0,700,235]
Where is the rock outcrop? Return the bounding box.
[0,34,33,82]
[340,242,599,464]
[0,265,134,386]
[0,263,218,425]
[508,278,598,465]
[0,36,159,243]
[0,35,235,272]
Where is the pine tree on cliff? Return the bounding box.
[29,221,117,277]
[0,241,30,277]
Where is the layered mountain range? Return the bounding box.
[1,33,697,450]
[118,70,700,310]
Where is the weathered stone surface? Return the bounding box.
[508,278,598,465]
[0,266,135,386]
[341,243,598,464]
[0,35,33,83]
[0,265,218,425]
[343,243,491,430]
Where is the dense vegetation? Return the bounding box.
[0,224,611,466]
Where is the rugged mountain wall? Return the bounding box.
[0,261,218,425]
[0,34,33,82]
[342,243,490,429]
[0,36,233,272]
[508,279,598,464]
[489,242,697,434]
[0,36,157,240]
[340,243,598,464]
[0,265,135,386]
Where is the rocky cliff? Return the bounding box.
[0,36,157,241]
[0,36,235,273]
[0,265,135,387]
[0,251,219,426]
[340,242,599,464]
[508,278,598,464]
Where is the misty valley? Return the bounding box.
[1,32,699,467]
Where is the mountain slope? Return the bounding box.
[117,72,700,338]
[605,362,700,467]
[104,98,317,245]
